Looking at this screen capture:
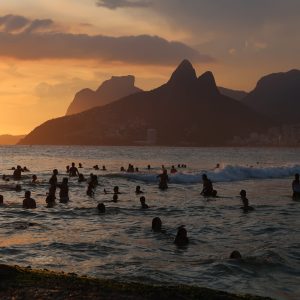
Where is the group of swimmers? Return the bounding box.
[1,162,299,250]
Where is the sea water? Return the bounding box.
[0,146,299,300]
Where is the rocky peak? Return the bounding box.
[167,59,197,86]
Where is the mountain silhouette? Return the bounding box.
[218,87,248,101]
[66,75,142,115]
[19,60,270,146]
[242,69,300,124]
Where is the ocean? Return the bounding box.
[0,146,299,300]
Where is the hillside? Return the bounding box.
[19,60,270,146]
[242,69,300,124]
[66,75,142,115]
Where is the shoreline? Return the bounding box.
[0,264,273,300]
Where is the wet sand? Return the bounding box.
[0,264,273,300]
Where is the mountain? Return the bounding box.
[66,75,142,115]
[19,60,270,146]
[242,69,300,124]
[0,135,26,145]
[218,87,247,101]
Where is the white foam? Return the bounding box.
[104,164,300,184]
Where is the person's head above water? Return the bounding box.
[25,190,31,198]
[72,162,75,167]
[113,186,119,193]
[229,250,242,259]
[152,217,162,232]
[240,189,247,197]
[202,174,208,180]
[62,177,68,184]
[53,169,58,175]
[97,203,106,213]
[174,226,189,246]
[176,226,187,239]
[140,196,146,203]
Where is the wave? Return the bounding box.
[101,164,300,184]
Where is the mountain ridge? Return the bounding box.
[19,60,271,146]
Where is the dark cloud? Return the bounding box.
[0,14,54,33]
[0,15,30,32]
[24,18,54,33]
[96,0,151,9]
[0,15,213,65]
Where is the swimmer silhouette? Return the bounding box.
[23,191,36,209]
[174,226,189,246]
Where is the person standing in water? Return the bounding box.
[58,177,69,203]
[23,191,36,209]
[157,169,169,190]
[292,173,300,200]
[201,174,217,197]
[69,162,79,177]
[240,189,254,212]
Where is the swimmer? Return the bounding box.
[152,217,162,232]
[93,165,99,170]
[23,166,30,172]
[15,184,22,192]
[78,173,86,183]
[140,196,149,209]
[120,166,125,172]
[229,250,242,259]
[112,194,118,203]
[174,226,189,246]
[135,185,144,194]
[240,190,254,212]
[91,175,98,187]
[135,167,139,172]
[102,165,107,171]
[201,174,217,197]
[87,182,95,197]
[66,165,70,173]
[69,162,79,177]
[13,165,22,180]
[31,174,39,184]
[46,185,56,207]
[79,163,83,168]
[292,173,300,200]
[113,186,120,194]
[0,195,4,206]
[97,203,106,213]
[157,169,169,190]
[49,169,58,187]
[127,164,134,173]
[58,177,69,203]
[23,191,36,209]
[170,166,177,174]
[147,165,151,170]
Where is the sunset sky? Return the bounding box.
[0,0,299,135]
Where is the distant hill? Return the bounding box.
[242,69,300,124]
[218,87,247,101]
[19,60,270,146]
[66,75,142,115]
[0,135,26,145]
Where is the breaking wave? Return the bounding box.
[102,164,300,184]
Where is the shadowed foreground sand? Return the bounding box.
[0,264,273,300]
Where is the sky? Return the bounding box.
[0,0,299,135]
